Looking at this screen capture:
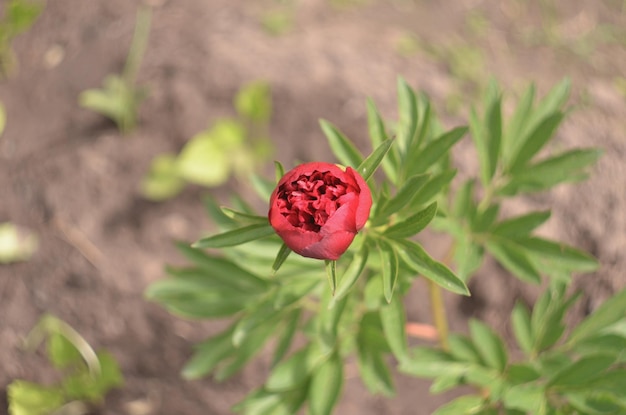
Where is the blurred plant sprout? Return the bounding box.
[146,78,612,414]
[8,314,123,415]
[141,80,274,200]
[0,222,37,264]
[79,6,151,134]
[0,0,43,77]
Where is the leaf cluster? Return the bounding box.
[147,78,602,415]
[401,283,626,415]
[141,81,274,200]
[7,315,123,415]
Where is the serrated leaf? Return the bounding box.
[511,301,533,355]
[272,243,292,274]
[384,201,437,239]
[395,239,469,295]
[308,352,343,415]
[568,286,626,345]
[485,239,541,283]
[331,245,369,305]
[320,119,363,167]
[407,126,467,175]
[357,138,394,181]
[379,295,409,362]
[468,319,508,373]
[491,211,551,237]
[192,223,274,249]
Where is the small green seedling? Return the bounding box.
[79,6,151,134]
[7,314,123,415]
[141,81,274,200]
[0,0,43,77]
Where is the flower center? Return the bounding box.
[276,170,350,232]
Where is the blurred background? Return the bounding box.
[1,0,625,413]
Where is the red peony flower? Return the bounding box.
[269,162,372,260]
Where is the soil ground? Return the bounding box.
[1,0,625,414]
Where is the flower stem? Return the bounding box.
[427,279,449,350]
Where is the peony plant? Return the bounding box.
[147,78,626,415]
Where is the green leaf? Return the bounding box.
[0,102,5,136]
[485,239,541,283]
[484,87,502,183]
[174,243,269,291]
[407,126,467,175]
[62,351,124,402]
[410,169,457,207]
[472,204,500,233]
[399,347,469,378]
[203,195,237,228]
[379,295,409,362]
[448,334,484,365]
[331,245,369,305]
[7,381,64,415]
[48,332,82,369]
[516,236,598,273]
[509,112,565,173]
[468,319,508,373]
[384,201,437,239]
[511,301,533,355]
[395,239,469,295]
[250,173,276,201]
[325,260,337,295]
[221,207,269,225]
[432,395,485,415]
[272,309,301,368]
[266,347,317,392]
[502,383,545,413]
[140,153,185,200]
[182,326,235,379]
[568,286,626,345]
[377,239,399,303]
[547,354,616,388]
[498,148,601,195]
[320,119,363,167]
[357,138,394,181]
[375,173,429,220]
[503,84,536,165]
[491,211,551,237]
[192,223,274,248]
[274,160,285,183]
[235,81,272,122]
[356,316,394,396]
[451,179,476,219]
[308,352,343,415]
[396,77,418,155]
[366,98,397,183]
[272,243,292,274]
[531,286,580,353]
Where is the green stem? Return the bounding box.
[427,279,449,350]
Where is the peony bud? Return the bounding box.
[268,162,372,260]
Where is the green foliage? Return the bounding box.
[0,0,43,77]
[141,81,274,200]
[402,283,626,414]
[148,78,603,415]
[79,6,151,133]
[8,315,123,415]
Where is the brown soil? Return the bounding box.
[1,1,625,414]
